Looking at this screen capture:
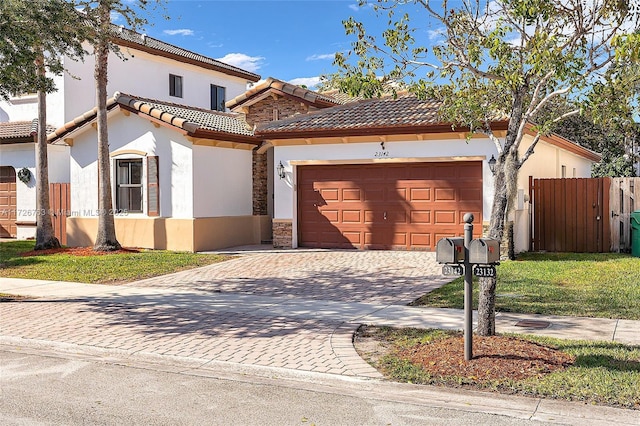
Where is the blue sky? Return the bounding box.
[126,0,406,88]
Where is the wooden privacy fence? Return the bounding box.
[530,177,640,253]
[49,183,70,245]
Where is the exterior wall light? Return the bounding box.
[277,161,286,179]
[488,155,497,175]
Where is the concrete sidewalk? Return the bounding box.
[2,277,638,346]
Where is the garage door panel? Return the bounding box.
[410,188,431,201]
[364,191,384,203]
[457,164,483,178]
[342,210,362,223]
[432,165,457,178]
[434,210,457,224]
[387,210,408,223]
[434,188,456,201]
[322,210,339,222]
[298,162,482,250]
[410,210,431,224]
[342,188,362,201]
[410,233,432,247]
[319,188,339,201]
[343,231,362,245]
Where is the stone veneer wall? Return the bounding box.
[252,148,268,215]
[244,96,314,128]
[246,96,319,245]
[272,220,293,248]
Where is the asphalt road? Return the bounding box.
[0,346,554,426]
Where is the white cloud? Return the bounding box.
[306,53,336,61]
[427,28,446,41]
[216,53,265,73]
[163,29,194,36]
[348,3,374,12]
[288,77,321,89]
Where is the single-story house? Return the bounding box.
[254,94,601,253]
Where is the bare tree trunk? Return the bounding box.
[476,87,526,336]
[93,3,120,252]
[34,54,60,251]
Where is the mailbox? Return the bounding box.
[436,237,465,264]
[469,238,500,264]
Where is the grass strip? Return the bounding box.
[412,252,640,320]
[0,240,230,284]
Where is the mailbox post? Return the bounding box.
[435,213,500,362]
[463,213,474,361]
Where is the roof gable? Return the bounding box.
[226,77,340,111]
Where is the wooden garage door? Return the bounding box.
[0,166,17,237]
[298,162,483,250]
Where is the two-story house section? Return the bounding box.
[0,26,260,241]
[62,27,260,124]
[0,27,260,128]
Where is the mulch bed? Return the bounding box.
[355,326,575,383]
[398,334,574,381]
[20,247,140,257]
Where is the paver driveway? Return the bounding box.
[131,248,448,304]
[1,248,449,377]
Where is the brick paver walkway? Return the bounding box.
[130,250,448,304]
[0,249,449,378]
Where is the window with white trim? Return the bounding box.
[116,159,143,213]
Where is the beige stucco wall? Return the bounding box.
[193,215,269,252]
[67,215,270,252]
[67,217,195,251]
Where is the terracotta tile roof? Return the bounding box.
[115,93,255,140]
[317,88,367,105]
[0,120,55,144]
[49,93,258,145]
[48,99,120,143]
[255,94,468,138]
[113,26,260,82]
[226,77,340,110]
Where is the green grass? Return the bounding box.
[412,252,640,320]
[0,240,231,284]
[372,327,640,409]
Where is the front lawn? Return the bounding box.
[0,240,230,284]
[355,326,640,409]
[412,252,640,320]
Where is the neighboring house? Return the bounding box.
[255,94,601,253]
[0,120,66,239]
[0,27,259,240]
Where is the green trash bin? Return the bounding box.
[632,210,640,257]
